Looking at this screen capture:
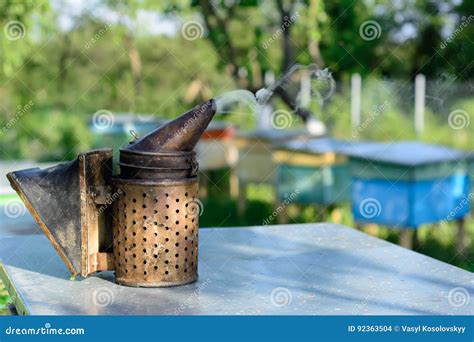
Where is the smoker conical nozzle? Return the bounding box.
[125,100,216,152]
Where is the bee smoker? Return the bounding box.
[7,100,216,287]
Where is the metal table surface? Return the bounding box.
[0,222,472,315]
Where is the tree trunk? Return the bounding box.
[123,34,142,102]
[308,0,325,67]
[56,34,71,108]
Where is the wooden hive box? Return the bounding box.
[235,129,313,185]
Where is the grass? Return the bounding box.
[0,194,21,205]
[0,280,8,315]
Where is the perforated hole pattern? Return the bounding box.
[112,180,199,287]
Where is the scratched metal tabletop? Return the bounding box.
[0,217,472,315]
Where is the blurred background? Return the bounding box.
[0,0,473,312]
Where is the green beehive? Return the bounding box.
[273,138,352,205]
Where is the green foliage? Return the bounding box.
[0,110,91,161]
[0,0,472,161]
[0,279,8,315]
[0,0,51,76]
[330,77,473,153]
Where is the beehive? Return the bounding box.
[273,138,352,205]
[348,141,472,228]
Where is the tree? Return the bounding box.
[0,0,51,77]
[161,0,384,123]
[194,0,326,121]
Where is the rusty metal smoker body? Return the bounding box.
[7,100,217,288]
[112,177,199,287]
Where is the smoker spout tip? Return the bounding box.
[197,99,216,116]
[209,98,217,112]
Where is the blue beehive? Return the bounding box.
[347,141,472,228]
